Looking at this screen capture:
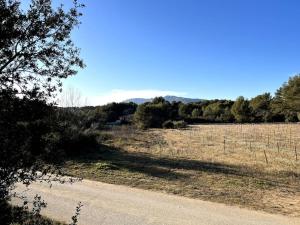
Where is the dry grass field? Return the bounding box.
[63,124,300,217]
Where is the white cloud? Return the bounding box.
[89,89,187,106]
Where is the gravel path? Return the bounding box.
[12,179,300,225]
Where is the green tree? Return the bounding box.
[231,96,251,123]
[278,75,300,111]
[178,103,189,118]
[168,101,180,120]
[133,104,151,129]
[0,0,85,97]
[219,106,234,122]
[249,93,272,122]
[134,100,172,129]
[203,102,222,121]
[202,100,234,122]
[271,75,300,122]
[0,0,84,221]
[178,103,195,119]
[191,108,202,118]
[152,96,166,104]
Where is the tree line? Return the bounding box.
[57,75,300,130]
[56,75,300,130]
[133,75,300,128]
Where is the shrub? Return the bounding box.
[162,120,174,129]
[0,200,63,225]
[173,120,187,129]
[61,130,100,156]
[285,112,299,122]
[134,101,171,129]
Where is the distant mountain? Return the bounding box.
[164,96,203,103]
[123,96,204,104]
[123,98,150,104]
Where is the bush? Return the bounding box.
[134,101,171,129]
[162,120,174,129]
[61,130,100,156]
[0,200,63,225]
[173,120,187,129]
[162,120,187,129]
[285,112,299,122]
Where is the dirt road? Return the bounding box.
[12,179,300,225]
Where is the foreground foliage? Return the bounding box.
[0,0,85,224]
[0,200,64,225]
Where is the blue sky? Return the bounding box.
[25,0,300,105]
